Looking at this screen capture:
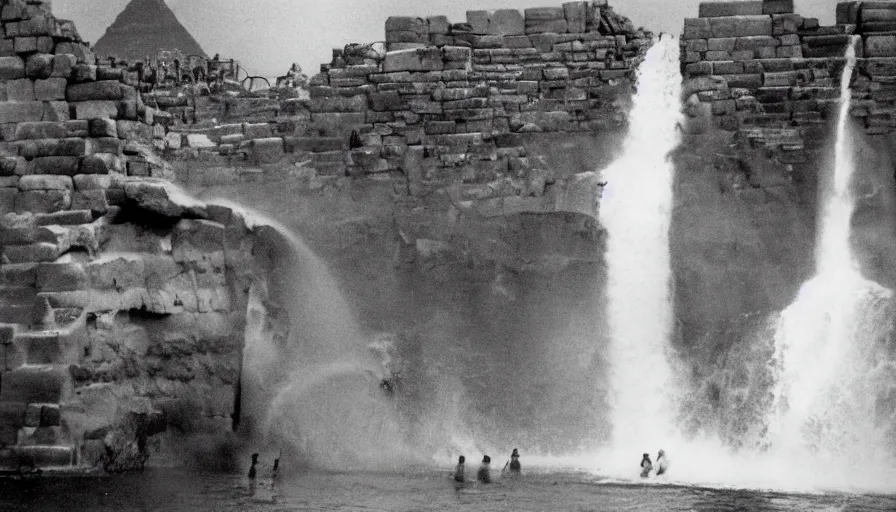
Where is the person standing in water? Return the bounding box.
[639,453,653,478]
[454,456,466,482]
[655,449,669,476]
[477,455,492,483]
[507,449,521,474]
[248,453,259,479]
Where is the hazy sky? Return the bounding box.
[54,0,835,78]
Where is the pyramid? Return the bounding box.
[94,0,207,61]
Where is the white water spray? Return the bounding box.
[766,36,896,477]
[598,35,683,471]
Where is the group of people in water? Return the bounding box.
[453,449,522,484]
[247,452,280,480]
[246,447,667,482]
[640,449,669,478]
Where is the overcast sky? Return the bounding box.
[54,0,835,78]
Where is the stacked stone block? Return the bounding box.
[158,2,649,193]
[305,1,648,183]
[0,0,227,473]
[682,1,896,136]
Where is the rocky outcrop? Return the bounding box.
[0,0,278,473]
[93,0,206,62]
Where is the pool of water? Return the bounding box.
[2,468,894,512]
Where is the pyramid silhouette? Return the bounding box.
[94,0,207,61]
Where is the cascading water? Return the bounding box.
[765,37,896,483]
[219,203,417,470]
[596,34,683,472]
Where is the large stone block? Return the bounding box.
[14,121,87,140]
[6,78,35,101]
[563,2,588,33]
[699,2,763,17]
[36,261,88,292]
[24,53,53,79]
[0,367,66,404]
[525,20,568,34]
[684,18,713,40]
[18,175,72,191]
[385,17,426,34]
[863,8,896,23]
[0,56,25,80]
[525,7,565,22]
[19,138,90,159]
[79,154,120,175]
[0,102,45,123]
[709,16,773,38]
[66,81,128,102]
[428,16,450,35]
[73,101,119,120]
[734,35,779,51]
[3,242,62,263]
[33,77,66,101]
[383,48,444,72]
[866,35,896,58]
[492,9,525,36]
[14,189,71,213]
[123,181,208,219]
[32,156,80,175]
[762,0,794,15]
[51,54,75,78]
[708,37,736,51]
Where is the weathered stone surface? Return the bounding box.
[563,2,587,33]
[708,16,773,38]
[24,53,53,79]
[684,18,713,39]
[33,77,66,101]
[467,9,525,36]
[66,81,129,101]
[36,260,88,292]
[18,175,73,191]
[866,35,896,58]
[15,121,88,140]
[14,189,71,213]
[123,180,208,219]
[19,138,89,159]
[699,1,763,17]
[0,367,66,404]
[73,100,119,120]
[383,48,444,72]
[762,0,794,15]
[0,56,26,80]
[0,101,45,123]
[6,78,35,101]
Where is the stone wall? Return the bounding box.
[0,0,284,473]
[164,1,647,211]
[681,0,896,142]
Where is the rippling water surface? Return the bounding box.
[2,469,894,512]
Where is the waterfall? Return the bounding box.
[219,203,415,470]
[766,37,896,471]
[598,35,683,470]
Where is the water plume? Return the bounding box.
[596,34,684,472]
